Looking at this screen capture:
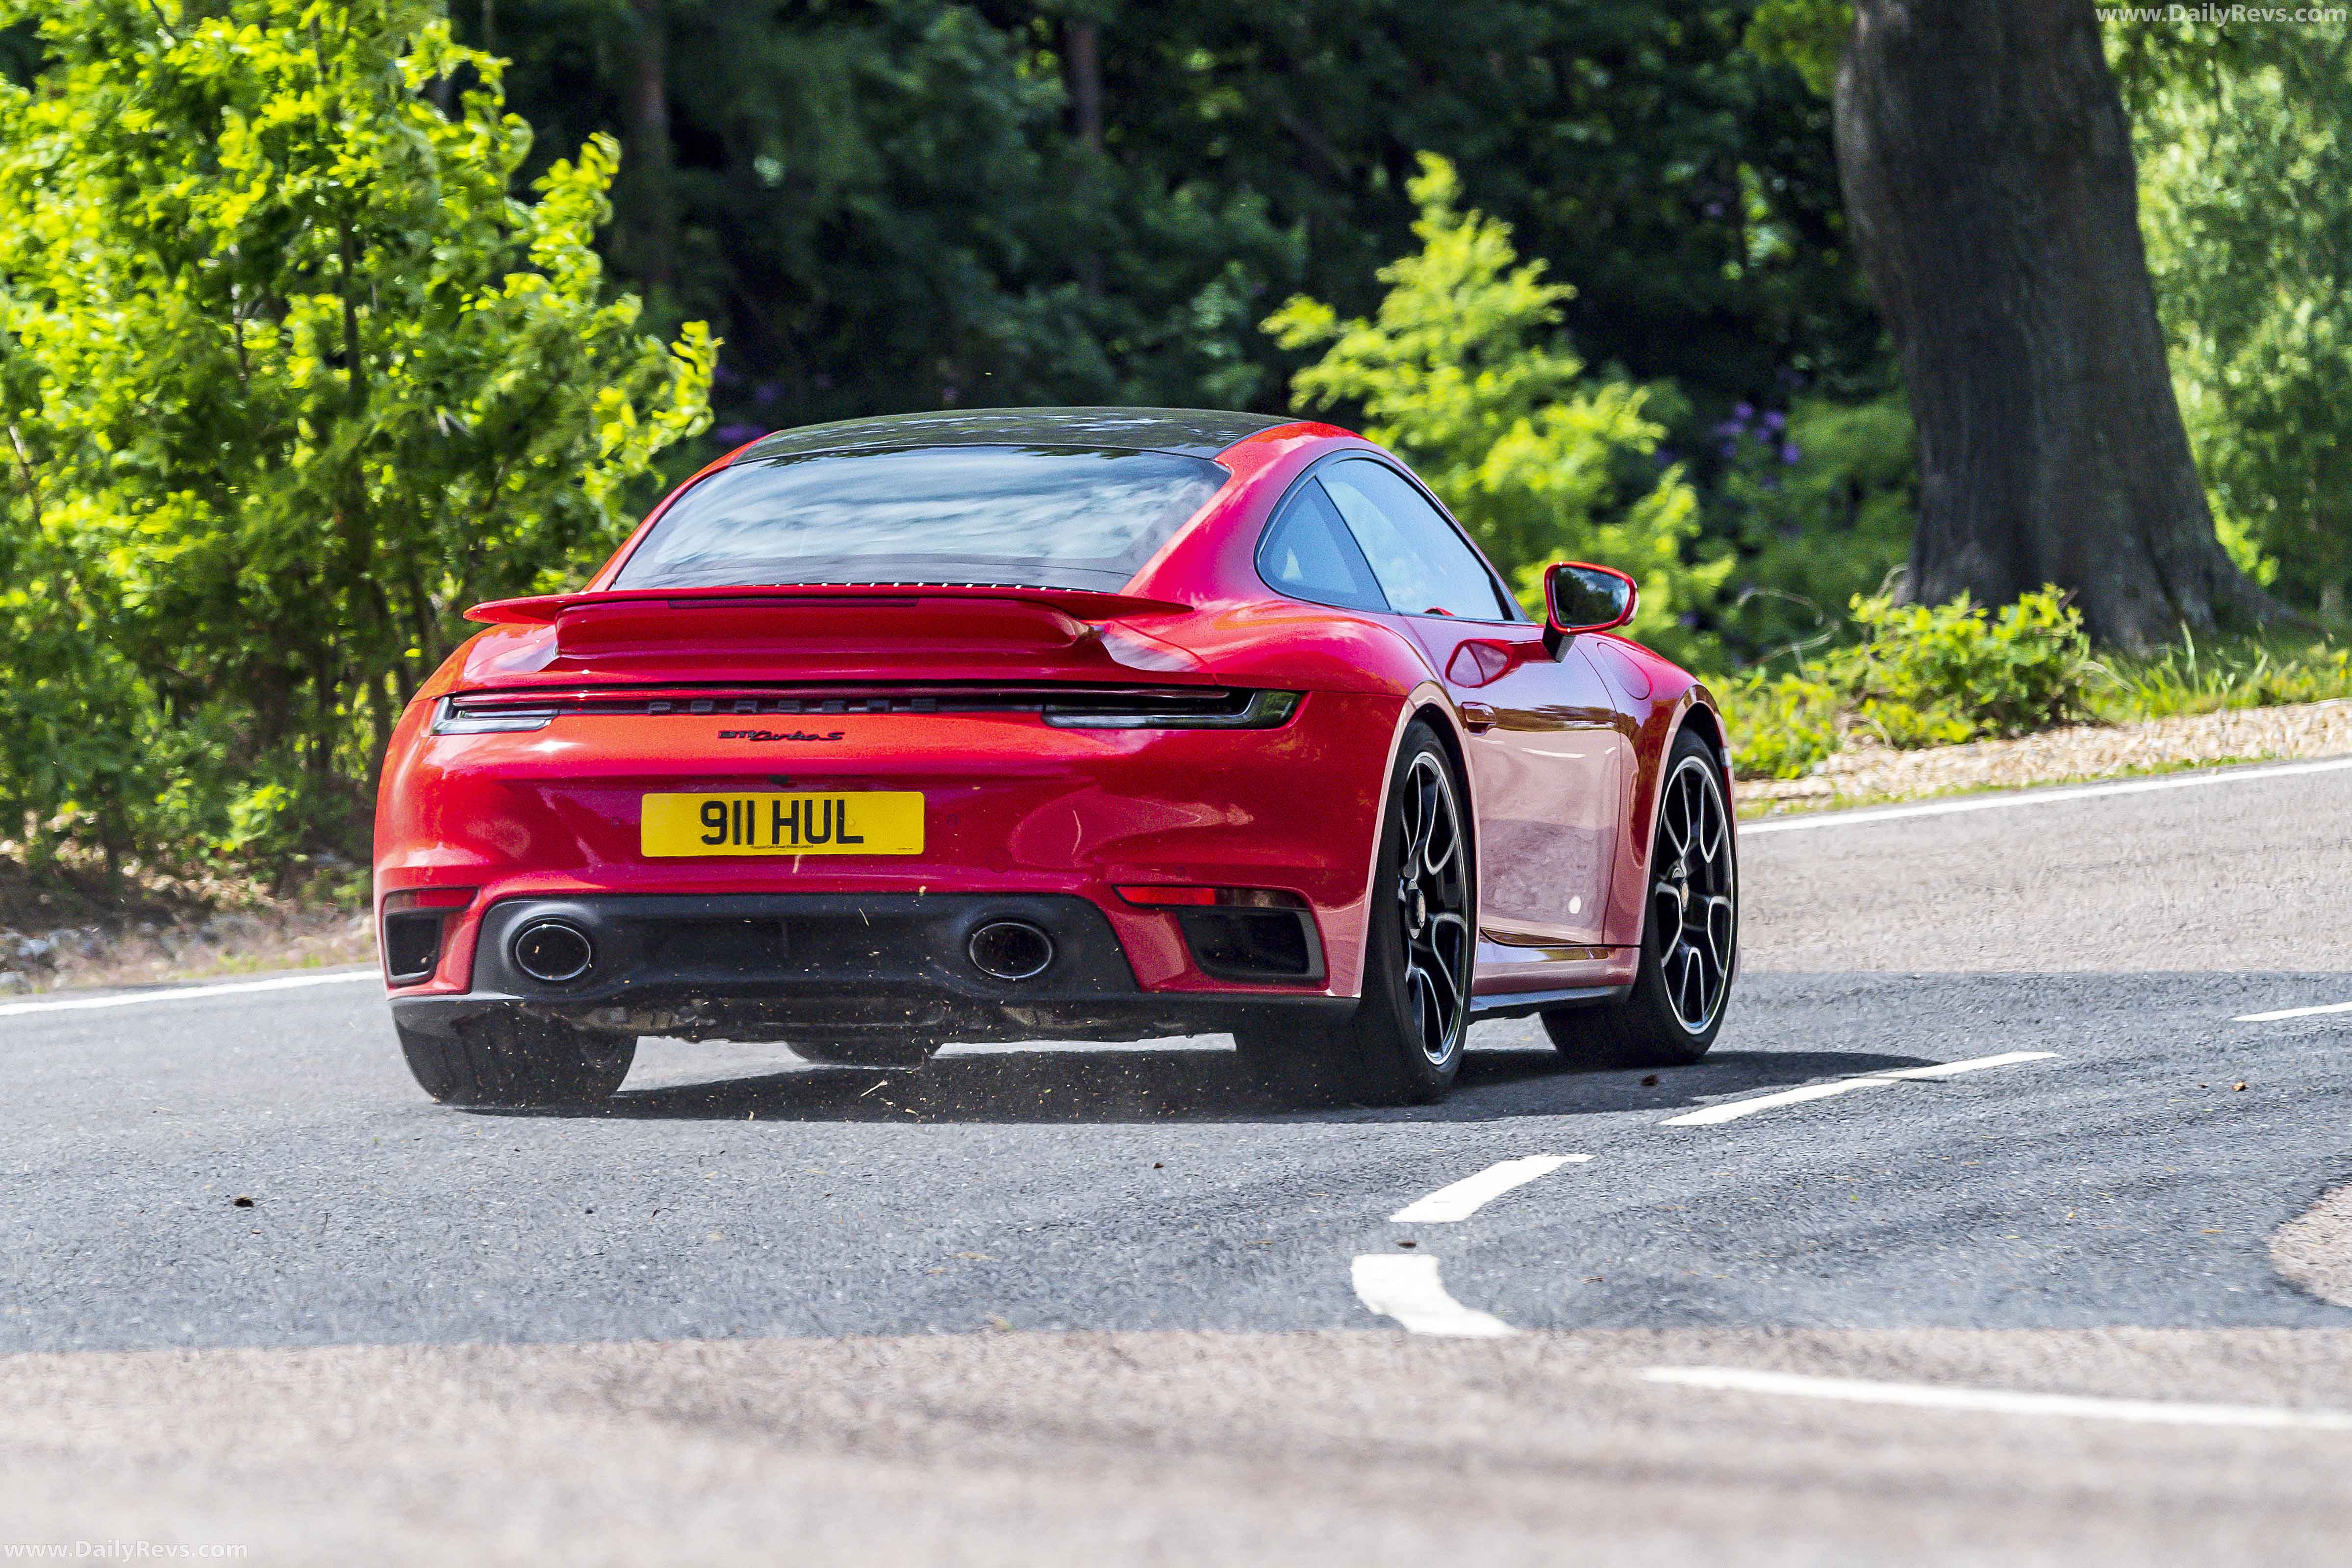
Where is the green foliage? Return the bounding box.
[2110,17,2352,614]
[1724,670,1841,780]
[1833,590,2095,746]
[0,0,710,869]
[1265,155,1728,664]
[1743,0,1850,99]
[478,1,1879,449]
[1711,392,1916,661]
[1726,589,2095,777]
[2087,633,2352,723]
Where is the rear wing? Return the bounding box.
[464,583,1189,627]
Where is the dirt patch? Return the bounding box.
[0,908,374,993]
[2274,1185,2352,1309]
[1740,699,2352,813]
[0,853,371,994]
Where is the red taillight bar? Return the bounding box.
[383,887,476,913]
[1115,886,1307,910]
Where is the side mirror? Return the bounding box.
[1543,562,1637,652]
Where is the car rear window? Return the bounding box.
[609,445,1230,593]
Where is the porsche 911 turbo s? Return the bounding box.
[374,407,1737,1108]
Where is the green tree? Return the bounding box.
[1265,154,1728,663]
[473,1,1877,456]
[2114,19,2352,615]
[0,0,712,864]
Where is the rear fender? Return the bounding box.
[1587,635,1726,948]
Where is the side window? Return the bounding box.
[1319,458,1511,620]
[1256,479,1390,612]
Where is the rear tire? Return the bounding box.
[1544,727,1737,1068]
[398,1015,636,1108]
[1240,722,1473,1107]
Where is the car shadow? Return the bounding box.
[481,1042,1947,1126]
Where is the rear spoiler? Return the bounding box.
[464,583,1189,627]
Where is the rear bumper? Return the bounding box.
[373,688,1408,1002]
[390,891,1356,1046]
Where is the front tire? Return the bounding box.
[1545,727,1737,1068]
[398,1015,636,1108]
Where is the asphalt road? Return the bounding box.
[6,760,2352,1564]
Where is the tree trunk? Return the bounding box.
[622,0,678,291]
[1063,18,1104,156]
[1062,16,1105,298]
[1834,0,2264,649]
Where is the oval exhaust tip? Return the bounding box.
[512,920,595,985]
[967,920,1054,983]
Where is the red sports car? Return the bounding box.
[374,407,1737,1108]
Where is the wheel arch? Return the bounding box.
[1342,688,1479,999]
[1615,684,1735,949]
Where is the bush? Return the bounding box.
[2089,635,2352,723]
[0,0,713,874]
[1726,588,2094,777]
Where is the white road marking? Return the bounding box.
[1389,1155,1591,1223]
[0,967,378,1020]
[1875,1050,2060,1080]
[2236,999,2352,1023]
[1660,1051,2058,1126]
[1351,1254,1515,1338]
[1640,1366,2352,1432]
[1660,1076,1899,1126]
[1741,755,2352,836]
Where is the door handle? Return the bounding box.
[1460,701,1498,733]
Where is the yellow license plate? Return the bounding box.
[640,792,925,856]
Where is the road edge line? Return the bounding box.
[0,967,379,1020]
[1639,1366,2352,1432]
[1742,755,2352,836]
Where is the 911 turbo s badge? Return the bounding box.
[717,728,847,742]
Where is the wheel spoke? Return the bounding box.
[1422,792,1461,878]
[1420,926,1463,1014]
[1652,886,1681,950]
[1698,895,1734,969]
[1420,912,1458,987]
[1647,753,1739,1036]
[1388,751,1474,1064]
[1695,781,1725,866]
[1662,789,1691,861]
[1406,961,1443,1054]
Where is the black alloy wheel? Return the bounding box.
[1392,748,1475,1064]
[1545,726,1738,1067]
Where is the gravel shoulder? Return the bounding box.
[2276,1187,2352,1310]
[1740,699,2352,815]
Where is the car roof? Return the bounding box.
[733,406,1296,462]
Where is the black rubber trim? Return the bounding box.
[390,989,1359,1048]
[1174,907,1327,985]
[405,891,1361,1047]
[1468,984,1633,1020]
